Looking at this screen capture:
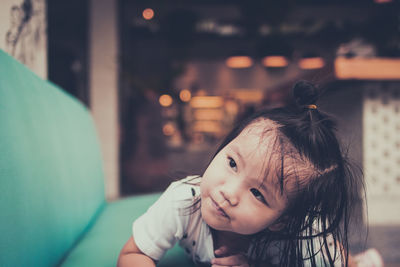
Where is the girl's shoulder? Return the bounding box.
[176,175,202,185]
[166,175,202,202]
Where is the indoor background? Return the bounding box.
[0,0,399,264]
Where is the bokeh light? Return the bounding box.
[262,56,289,68]
[190,96,224,108]
[142,8,154,20]
[299,57,325,70]
[159,94,173,107]
[162,123,175,136]
[226,56,253,68]
[179,89,191,102]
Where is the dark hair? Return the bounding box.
[209,80,362,267]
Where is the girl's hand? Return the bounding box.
[211,254,249,267]
[211,246,250,267]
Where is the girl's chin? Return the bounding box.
[201,205,228,230]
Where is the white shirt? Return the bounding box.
[133,176,215,264]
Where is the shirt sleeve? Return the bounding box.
[303,232,343,267]
[132,181,191,260]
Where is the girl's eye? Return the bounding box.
[250,188,267,204]
[228,157,237,171]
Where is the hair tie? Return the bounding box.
[306,104,317,110]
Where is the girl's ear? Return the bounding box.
[268,216,288,231]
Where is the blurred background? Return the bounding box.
[0,0,399,264]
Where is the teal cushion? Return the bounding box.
[61,194,196,267]
[0,50,106,266]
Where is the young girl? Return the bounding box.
[118,81,362,267]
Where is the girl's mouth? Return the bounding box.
[211,199,229,218]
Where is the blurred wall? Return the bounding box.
[0,0,47,79]
[321,81,400,226]
[363,82,400,225]
[320,83,364,225]
[89,0,120,200]
[320,84,363,174]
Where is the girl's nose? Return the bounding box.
[220,182,240,206]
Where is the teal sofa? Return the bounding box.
[0,50,195,267]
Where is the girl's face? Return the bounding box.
[200,120,288,235]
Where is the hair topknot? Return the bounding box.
[292,80,319,107]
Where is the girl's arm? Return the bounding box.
[117,236,156,267]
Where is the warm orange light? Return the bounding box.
[162,123,175,136]
[190,96,224,108]
[142,8,154,20]
[262,56,289,67]
[179,89,191,102]
[159,94,173,107]
[374,0,392,3]
[232,90,264,103]
[299,57,325,70]
[226,56,253,68]
[335,57,400,80]
[224,100,239,115]
[193,121,222,133]
[194,109,224,120]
